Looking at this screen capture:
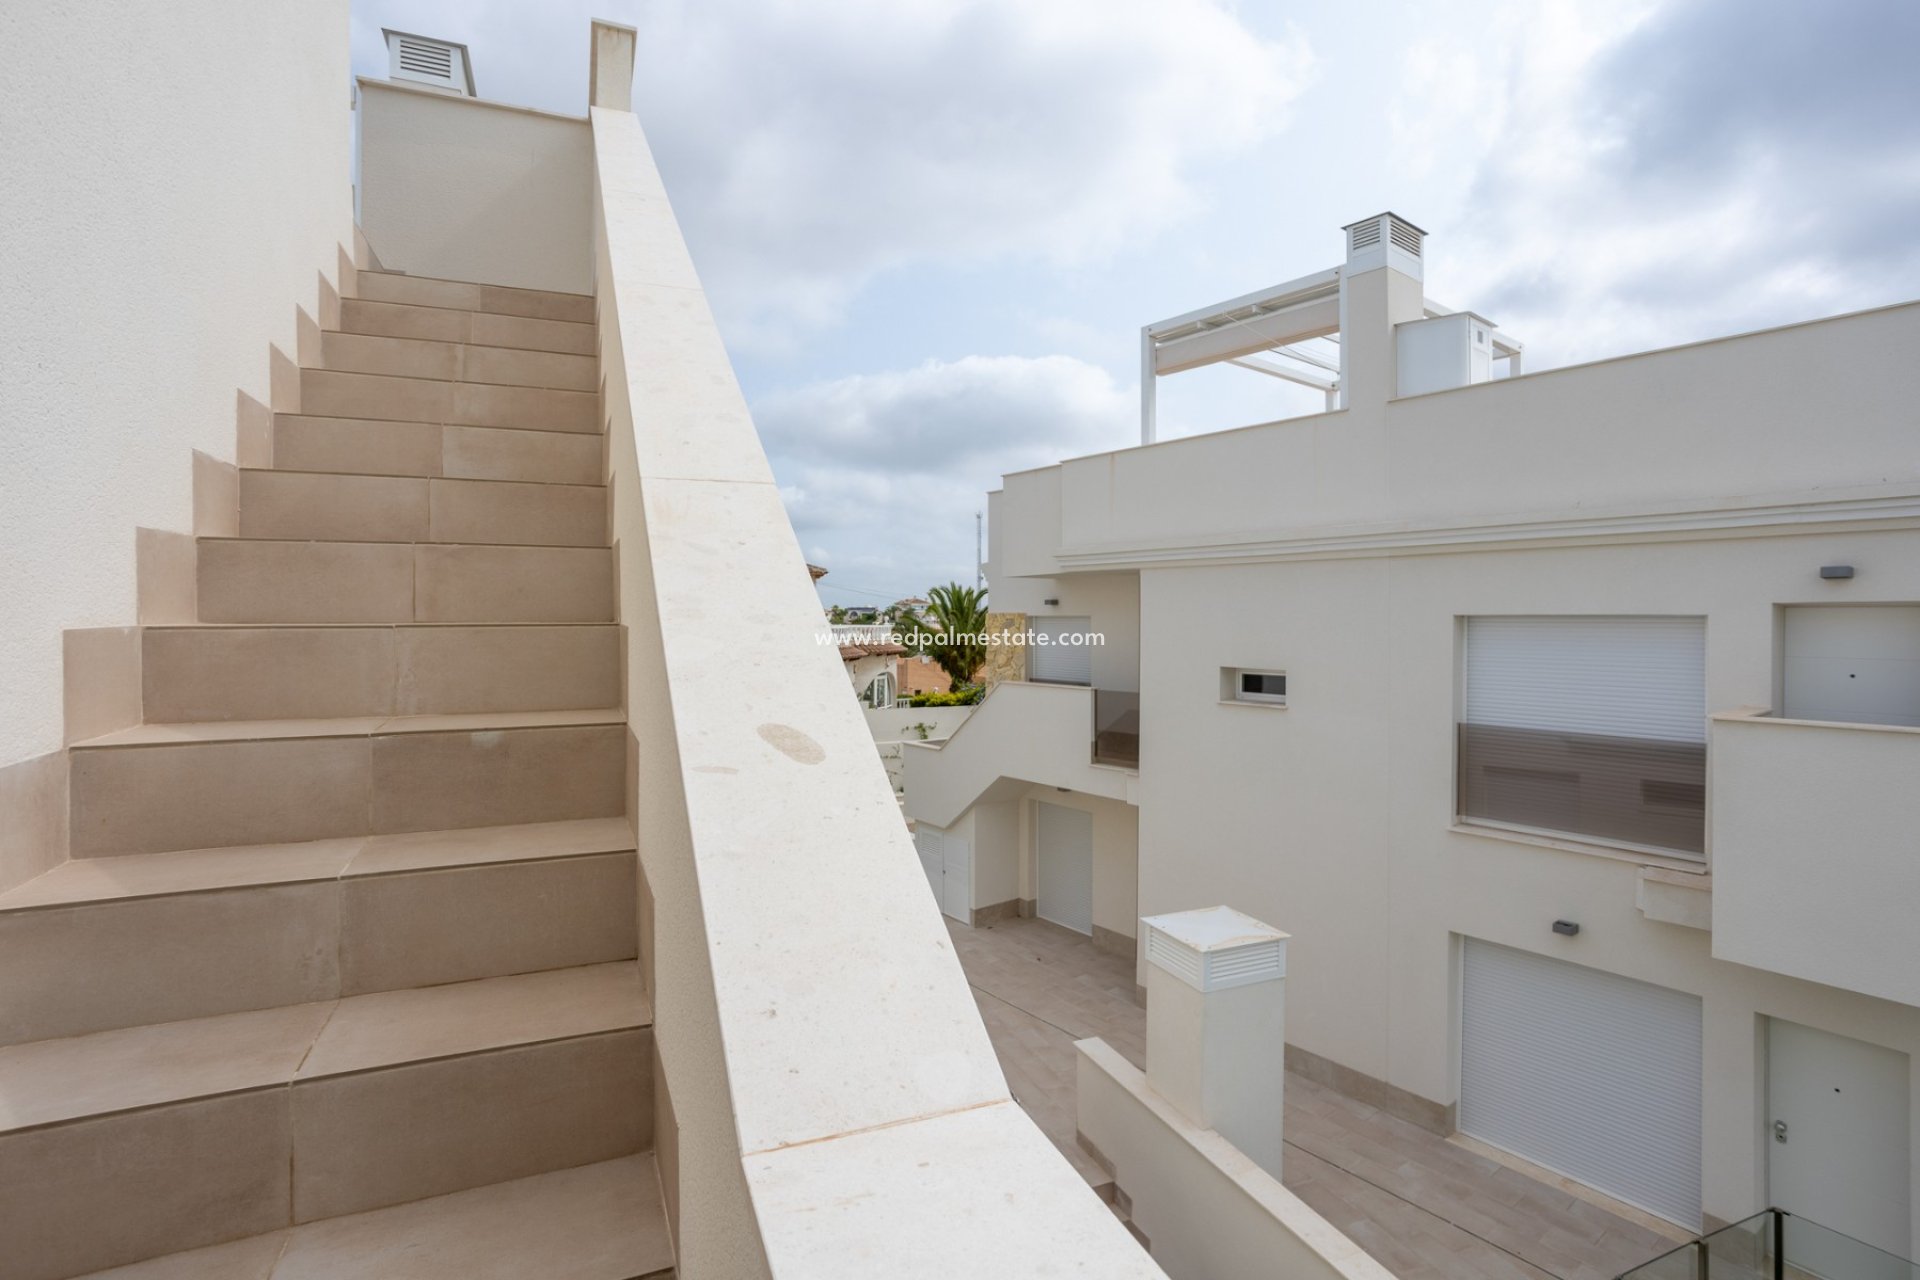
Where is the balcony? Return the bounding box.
[1618,1208,1915,1280]
[903,682,1136,829]
[1093,688,1140,767]
[1709,709,1920,1007]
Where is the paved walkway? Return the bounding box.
[950,915,1681,1280]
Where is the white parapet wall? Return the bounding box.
[864,704,975,744]
[901,681,1135,829]
[587,23,1163,1276]
[1709,709,1920,1008]
[357,78,592,294]
[1078,1039,1396,1280]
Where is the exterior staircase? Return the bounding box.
[0,271,673,1280]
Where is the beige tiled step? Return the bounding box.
[321,330,596,391]
[0,819,639,1043]
[0,966,650,1280]
[197,538,615,623]
[68,1155,674,1280]
[301,369,599,434]
[354,270,596,324]
[142,624,621,721]
[273,414,604,484]
[67,711,625,855]
[238,469,608,548]
[339,296,597,356]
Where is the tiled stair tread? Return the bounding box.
[299,369,601,436]
[359,268,591,303]
[350,275,595,326]
[71,1156,673,1280]
[320,331,597,392]
[335,300,597,358]
[0,963,647,1133]
[149,619,620,629]
[199,532,614,550]
[296,961,645,1078]
[75,707,625,748]
[241,464,606,491]
[0,818,636,910]
[360,267,595,303]
[142,621,620,632]
[0,838,363,908]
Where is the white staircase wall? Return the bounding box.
[357,79,593,295]
[0,0,355,884]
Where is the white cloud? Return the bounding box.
[1398,0,1920,366]
[755,355,1133,595]
[632,0,1314,345]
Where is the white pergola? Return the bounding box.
[1139,268,1524,444]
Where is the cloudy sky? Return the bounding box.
[351,0,1920,607]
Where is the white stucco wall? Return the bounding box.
[1710,712,1920,1008]
[901,682,1134,828]
[864,705,974,743]
[991,571,1141,692]
[1130,529,1920,1239]
[963,287,1920,1242]
[1077,1039,1394,1280]
[0,0,354,768]
[358,79,592,295]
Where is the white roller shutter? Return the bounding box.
[1035,802,1093,935]
[1461,939,1703,1228]
[1029,616,1093,686]
[1463,616,1706,742]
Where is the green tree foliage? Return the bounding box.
[923,582,988,691]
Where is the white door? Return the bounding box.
[1029,616,1093,685]
[1783,606,1920,726]
[914,825,969,924]
[1460,939,1703,1228]
[915,827,943,901]
[940,834,971,924]
[1034,801,1093,935]
[1769,1019,1911,1270]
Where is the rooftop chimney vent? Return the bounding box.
[384,30,475,97]
[1343,212,1425,280]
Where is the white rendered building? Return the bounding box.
[905,211,1920,1255]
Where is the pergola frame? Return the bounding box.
[1139,268,1523,445]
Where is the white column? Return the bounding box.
[1139,326,1158,445]
[1142,905,1290,1181]
[590,20,637,112]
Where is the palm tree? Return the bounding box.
[924,582,988,691]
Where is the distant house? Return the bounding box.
[833,624,908,707]
[894,652,951,698]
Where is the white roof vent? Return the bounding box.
[1343,211,1425,280]
[384,29,475,97]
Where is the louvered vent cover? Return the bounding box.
[1143,907,1288,992]
[1349,220,1382,252]
[1389,218,1423,256]
[398,38,452,80]
[383,30,473,96]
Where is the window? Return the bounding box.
[1222,667,1287,706]
[1457,616,1705,857]
[1029,616,1093,685]
[863,670,895,709]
